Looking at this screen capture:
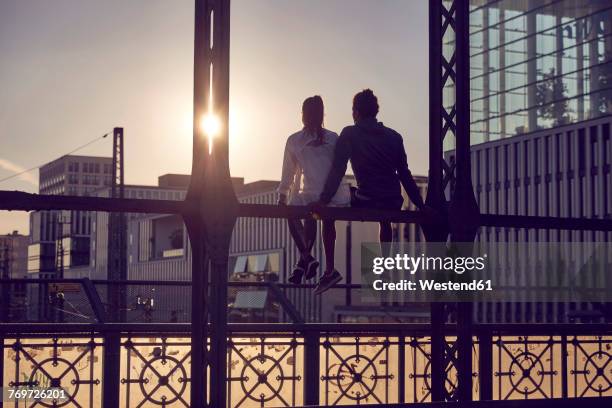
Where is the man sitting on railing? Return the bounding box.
[312,88,427,295]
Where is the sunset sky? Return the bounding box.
[0,0,429,234]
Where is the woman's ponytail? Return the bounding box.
[302,95,325,143]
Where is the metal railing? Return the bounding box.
[1,320,611,407]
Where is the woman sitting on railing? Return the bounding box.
[277,95,350,293]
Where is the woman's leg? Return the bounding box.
[303,218,317,255]
[287,218,308,257]
[322,220,336,273]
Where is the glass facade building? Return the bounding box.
[442,0,612,324]
[467,0,612,145]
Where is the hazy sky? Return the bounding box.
[0,0,429,234]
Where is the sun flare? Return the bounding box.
[200,113,221,154]
[201,114,221,138]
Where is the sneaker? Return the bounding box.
[288,264,305,284]
[302,254,320,280]
[313,270,342,295]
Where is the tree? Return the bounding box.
[536,68,572,126]
[594,58,612,116]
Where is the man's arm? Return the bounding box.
[319,131,351,204]
[397,141,425,210]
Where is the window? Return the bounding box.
[469,2,612,143]
[234,256,248,273]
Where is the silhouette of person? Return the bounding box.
[278,96,350,288]
[312,89,427,294]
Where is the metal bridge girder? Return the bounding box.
[186,1,235,407]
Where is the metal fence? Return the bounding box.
[1,322,611,407]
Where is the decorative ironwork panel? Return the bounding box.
[489,335,612,401]
[3,336,102,407]
[568,336,612,398]
[319,335,399,406]
[3,332,610,406]
[228,336,303,408]
[120,336,191,407]
[405,336,479,402]
[405,336,435,402]
[493,336,563,400]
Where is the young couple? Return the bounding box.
[278,89,427,295]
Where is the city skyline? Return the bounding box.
[0,0,430,234]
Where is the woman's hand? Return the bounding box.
[278,194,288,205]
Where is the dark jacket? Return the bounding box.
[320,117,424,208]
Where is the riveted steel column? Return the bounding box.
[185,1,211,406]
[427,0,451,402]
[187,1,236,407]
[426,0,446,217]
[206,1,235,407]
[449,0,479,403]
[478,328,493,400]
[185,215,208,408]
[304,331,320,405]
[449,3,478,241]
[183,0,209,407]
[102,332,121,408]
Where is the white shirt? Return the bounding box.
[278,128,350,206]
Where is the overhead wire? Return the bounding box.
[0,132,111,184]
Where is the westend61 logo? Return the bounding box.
[372,253,488,275]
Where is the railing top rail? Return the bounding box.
[3,190,612,231]
[0,191,188,214]
[1,322,611,336]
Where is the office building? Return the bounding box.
[62,174,192,280]
[444,0,612,323]
[467,0,611,143]
[0,231,28,280]
[27,155,113,277]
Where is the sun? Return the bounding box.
[200,113,221,154]
[201,113,221,138]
